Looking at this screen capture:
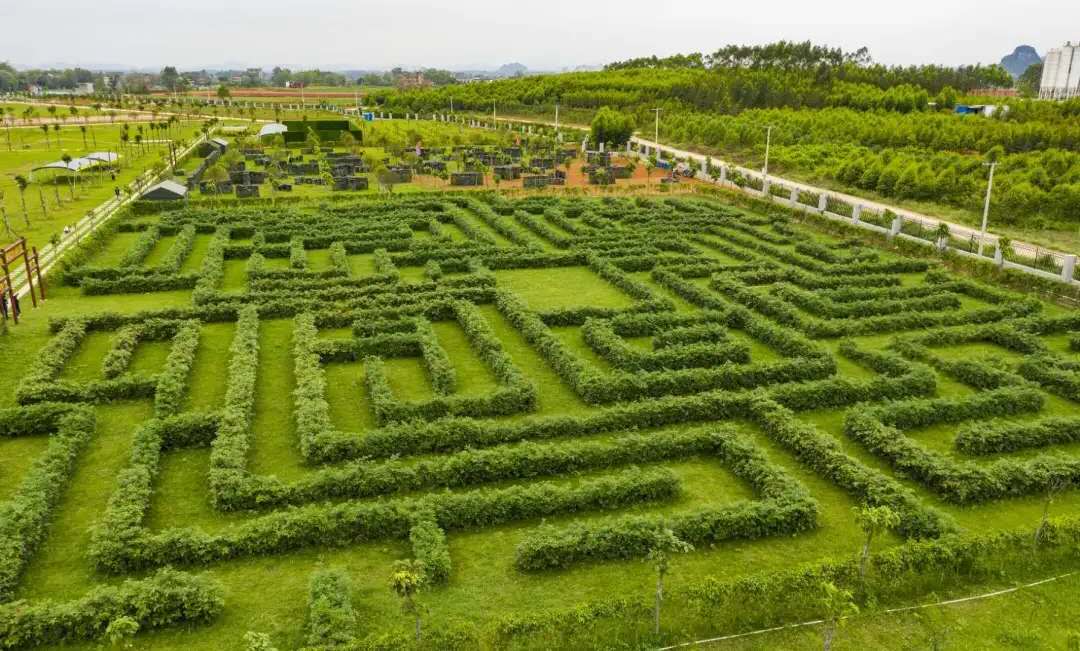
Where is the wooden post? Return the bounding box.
[31,246,45,300]
[0,280,9,325]
[19,238,36,308]
[1,261,15,324]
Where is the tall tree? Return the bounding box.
[646,529,693,636]
[160,66,180,92]
[1017,62,1044,98]
[820,581,858,651]
[13,175,30,227]
[854,506,899,586]
[388,560,426,642]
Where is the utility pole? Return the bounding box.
[763,125,773,180]
[978,161,997,257]
[651,107,662,157]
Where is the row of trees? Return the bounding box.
[605,41,1012,93]
[0,62,96,92]
[657,106,1080,156]
[764,142,1080,226]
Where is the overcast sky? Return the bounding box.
[4,0,1078,71]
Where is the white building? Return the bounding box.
[1040,42,1080,100]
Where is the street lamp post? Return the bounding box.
[651,107,662,158]
[978,161,998,257]
[762,125,773,180]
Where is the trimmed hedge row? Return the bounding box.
[118,225,161,267]
[495,289,833,405]
[712,274,1041,339]
[409,515,452,584]
[581,317,749,371]
[513,430,817,570]
[844,387,1080,503]
[157,224,198,273]
[956,416,1080,455]
[415,317,456,395]
[773,283,962,319]
[0,406,95,601]
[749,395,953,538]
[1018,355,1080,401]
[461,196,540,250]
[192,226,230,304]
[207,306,261,511]
[654,322,730,349]
[90,466,680,572]
[153,320,202,418]
[0,569,223,649]
[15,320,158,405]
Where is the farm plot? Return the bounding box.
[0,192,1078,649]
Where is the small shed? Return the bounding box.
[142,180,189,201]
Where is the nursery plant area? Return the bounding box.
[0,191,1079,649]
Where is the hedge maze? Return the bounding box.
[2,192,1079,648]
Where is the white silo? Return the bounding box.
[1040,42,1080,100]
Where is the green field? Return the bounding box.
[0,190,1078,650]
[0,118,249,249]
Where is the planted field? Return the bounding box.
[1,192,1079,649]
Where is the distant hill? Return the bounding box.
[495,62,528,78]
[1001,45,1042,78]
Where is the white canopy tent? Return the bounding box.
[29,152,119,181]
[257,123,288,138]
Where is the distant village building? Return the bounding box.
[396,71,432,90]
[1040,42,1080,100]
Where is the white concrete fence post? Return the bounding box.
[890,214,903,238]
[762,179,770,197]
[720,167,727,185]
[789,187,800,204]
[1062,255,1077,283]
[818,194,828,212]
[994,243,1005,268]
[852,205,862,224]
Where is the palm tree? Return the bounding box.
[60,153,75,199]
[0,194,13,238]
[13,175,30,227]
[935,222,950,250]
[79,125,88,149]
[40,124,51,149]
[52,124,61,149]
[3,107,13,151]
[47,105,58,124]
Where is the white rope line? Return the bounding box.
[656,571,1077,650]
